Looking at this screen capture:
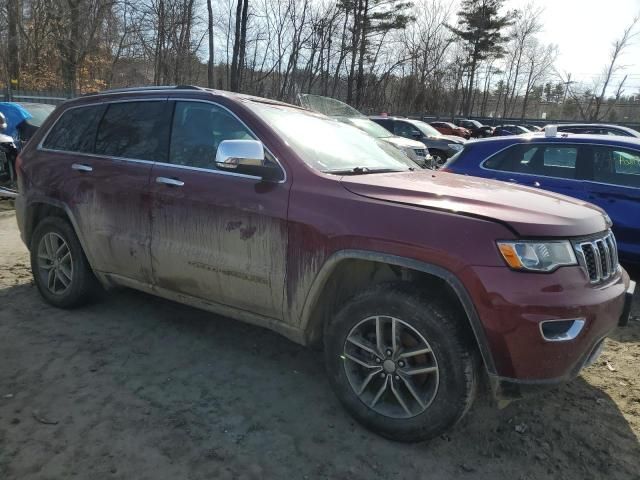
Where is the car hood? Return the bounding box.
[340,170,608,237]
[441,135,466,143]
[383,136,426,149]
[425,135,465,144]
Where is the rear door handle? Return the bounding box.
[72,163,93,172]
[156,176,184,187]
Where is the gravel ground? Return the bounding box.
[0,208,639,480]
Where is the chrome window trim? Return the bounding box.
[37,96,287,184]
[150,160,262,180]
[479,141,640,188]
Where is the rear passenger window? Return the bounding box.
[544,147,577,168]
[95,101,171,161]
[593,147,640,188]
[43,105,106,153]
[484,144,578,179]
[169,101,254,169]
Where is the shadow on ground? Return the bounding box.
[1,282,639,480]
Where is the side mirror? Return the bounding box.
[215,139,282,181]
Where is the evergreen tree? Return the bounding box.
[448,0,514,116]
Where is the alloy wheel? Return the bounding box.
[342,315,439,419]
[37,232,73,295]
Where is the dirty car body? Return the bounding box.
[15,86,635,442]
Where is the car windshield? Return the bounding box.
[248,103,413,174]
[20,103,55,127]
[344,117,393,138]
[410,120,442,137]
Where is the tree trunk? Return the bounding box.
[464,46,478,117]
[7,0,21,88]
[237,0,249,88]
[347,0,363,104]
[355,0,369,108]
[230,0,244,91]
[207,0,215,88]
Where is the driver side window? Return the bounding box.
[395,121,421,139]
[169,101,254,170]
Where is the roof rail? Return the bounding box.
[83,85,205,96]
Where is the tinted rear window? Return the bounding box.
[484,143,578,179]
[42,105,106,153]
[95,101,171,161]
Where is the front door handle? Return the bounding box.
[507,178,518,183]
[156,176,184,187]
[72,163,93,172]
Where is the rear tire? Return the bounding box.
[30,216,99,308]
[324,283,478,442]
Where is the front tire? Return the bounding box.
[324,283,478,442]
[30,217,98,308]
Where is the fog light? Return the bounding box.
[539,318,585,342]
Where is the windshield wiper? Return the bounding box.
[325,167,407,175]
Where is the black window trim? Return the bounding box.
[480,141,640,188]
[38,97,287,184]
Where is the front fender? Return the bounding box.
[298,249,497,375]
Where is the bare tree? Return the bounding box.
[564,15,640,121]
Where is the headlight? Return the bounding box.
[497,240,577,272]
[448,143,463,151]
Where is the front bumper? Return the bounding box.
[490,278,634,400]
[460,264,632,393]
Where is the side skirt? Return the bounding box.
[101,272,306,346]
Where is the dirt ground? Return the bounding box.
[1,206,639,480]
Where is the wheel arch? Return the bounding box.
[299,250,497,375]
[24,198,99,276]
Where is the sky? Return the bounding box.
[504,0,640,91]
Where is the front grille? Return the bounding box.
[574,231,618,283]
[414,148,426,157]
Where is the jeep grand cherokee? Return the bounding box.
[15,86,635,442]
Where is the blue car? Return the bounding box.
[443,132,640,265]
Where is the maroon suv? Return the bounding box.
[15,87,635,442]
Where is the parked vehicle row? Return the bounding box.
[297,94,430,168]
[370,116,465,167]
[14,86,635,443]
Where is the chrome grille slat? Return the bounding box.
[592,242,603,279]
[601,239,611,279]
[574,231,619,284]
